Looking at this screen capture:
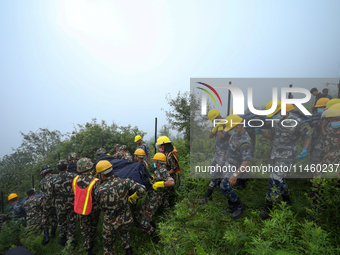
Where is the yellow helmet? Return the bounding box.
[266,99,281,117]
[96,160,113,174]
[8,193,18,201]
[224,114,244,132]
[286,104,295,112]
[323,103,340,118]
[315,98,330,108]
[153,153,166,162]
[134,149,145,158]
[134,135,142,142]
[207,109,221,122]
[156,136,171,146]
[325,99,340,109]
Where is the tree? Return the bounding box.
[15,128,64,164]
[158,124,172,139]
[163,91,208,148]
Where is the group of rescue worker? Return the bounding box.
[200,97,340,220]
[3,136,181,255]
[3,91,340,255]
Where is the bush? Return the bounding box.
[306,177,340,242]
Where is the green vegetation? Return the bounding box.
[1,92,340,254]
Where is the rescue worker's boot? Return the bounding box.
[125,247,133,255]
[282,194,292,205]
[51,226,57,239]
[231,198,247,219]
[221,200,236,214]
[259,200,274,220]
[199,188,213,205]
[58,236,67,247]
[42,228,50,245]
[236,178,247,190]
[151,232,160,245]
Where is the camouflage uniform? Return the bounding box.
[136,143,150,162]
[122,152,133,162]
[22,196,43,227]
[95,176,146,254]
[209,129,229,189]
[309,112,323,157]
[0,214,11,231]
[39,173,58,230]
[320,122,340,164]
[266,113,311,201]
[163,151,179,208]
[48,171,77,240]
[8,202,26,225]
[140,165,174,235]
[220,130,252,201]
[75,172,101,251]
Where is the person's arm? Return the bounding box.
[229,142,252,186]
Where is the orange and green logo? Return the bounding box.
[196,82,222,106]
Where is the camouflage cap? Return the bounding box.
[119,145,127,151]
[77,157,93,172]
[67,152,79,162]
[115,144,120,148]
[57,160,68,166]
[96,148,107,156]
[40,164,53,175]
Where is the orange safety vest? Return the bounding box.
[72,176,99,215]
[166,150,181,174]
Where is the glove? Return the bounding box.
[149,175,155,182]
[152,181,165,191]
[212,124,223,134]
[297,147,308,159]
[254,128,264,135]
[128,192,139,204]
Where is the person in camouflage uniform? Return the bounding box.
[94,160,147,255]
[113,144,123,159]
[135,135,150,164]
[134,149,149,170]
[156,136,180,209]
[219,115,251,219]
[200,109,229,205]
[22,189,43,227]
[255,100,311,220]
[47,159,77,247]
[139,153,175,244]
[39,164,58,244]
[320,103,340,164]
[7,193,26,225]
[119,145,133,162]
[0,214,11,231]
[67,152,79,174]
[309,98,329,161]
[74,158,101,255]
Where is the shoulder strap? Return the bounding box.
[72,175,80,195]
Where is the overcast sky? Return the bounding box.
[1,0,340,158]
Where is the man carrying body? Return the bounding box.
[95,160,147,255]
[73,158,100,255]
[120,145,133,162]
[48,160,77,247]
[39,164,58,245]
[200,109,229,204]
[255,100,311,220]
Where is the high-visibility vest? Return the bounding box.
[72,176,99,215]
[166,151,181,174]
